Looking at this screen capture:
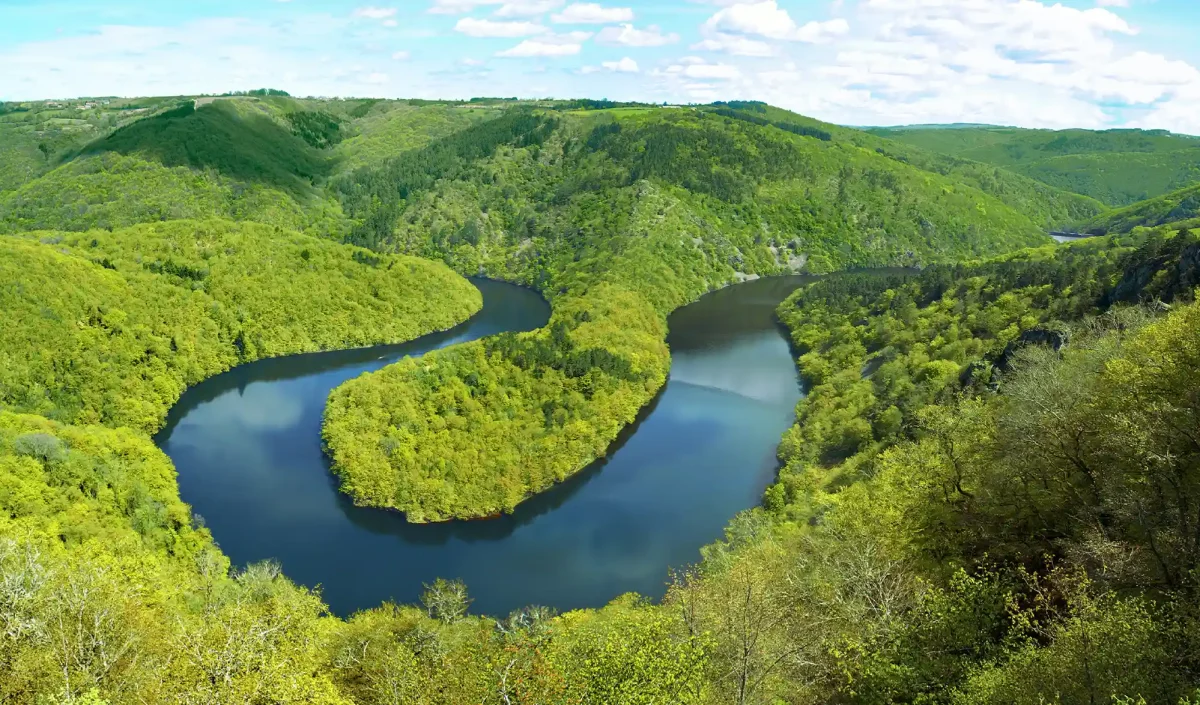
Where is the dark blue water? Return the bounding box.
[157,276,811,617]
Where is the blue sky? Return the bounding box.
[3,0,1200,131]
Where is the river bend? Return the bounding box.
[157,276,811,616]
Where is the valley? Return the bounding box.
[1,92,1199,704]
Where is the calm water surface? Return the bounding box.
[157,276,812,617]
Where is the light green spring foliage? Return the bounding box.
[0,412,350,704]
[0,402,711,705]
[0,99,353,238]
[1081,180,1200,235]
[331,100,502,172]
[322,104,1055,521]
[770,234,1144,515]
[0,218,480,432]
[871,124,1200,206]
[0,151,348,237]
[698,233,1200,704]
[326,285,669,522]
[747,104,1107,227]
[0,97,183,194]
[4,96,1200,703]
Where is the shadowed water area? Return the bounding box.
[157,276,813,617]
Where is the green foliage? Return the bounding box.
[6,94,1200,703]
[0,98,157,194]
[872,124,1200,206]
[284,109,344,149]
[0,218,480,432]
[768,232,1187,515]
[705,105,833,141]
[78,100,329,193]
[1082,182,1200,234]
[323,103,1056,522]
[727,236,1200,703]
[955,575,1180,705]
[0,411,351,704]
[224,88,291,97]
[738,105,1108,229]
[324,286,669,522]
[0,151,347,236]
[332,101,499,171]
[335,108,558,249]
[552,603,709,705]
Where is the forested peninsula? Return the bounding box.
[1,93,1199,703]
[0,218,481,433]
[322,101,1054,522]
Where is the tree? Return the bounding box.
[421,578,471,623]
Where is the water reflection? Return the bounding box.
[160,276,813,617]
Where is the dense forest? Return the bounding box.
[2,93,1200,702]
[322,102,1060,521]
[1081,181,1200,236]
[872,124,1200,206]
[0,219,481,432]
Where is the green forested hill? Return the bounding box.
[0,219,480,432]
[871,124,1200,206]
[0,96,186,193]
[0,98,347,235]
[0,151,349,235]
[744,229,1200,703]
[332,101,502,171]
[1080,181,1200,235]
[0,409,351,702]
[80,101,330,193]
[729,103,1106,227]
[5,93,1200,704]
[8,226,1200,703]
[322,103,1063,522]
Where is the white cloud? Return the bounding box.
[676,0,1200,132]
[703,1,794,39]
[496,31,591,57]
[552,3,635,24]
[691,33,774,57]
[794,18,849,43]
[495,0,565,16]
[428,0,502,13]
[604,57,639,72]
[382,19,398,27]
[595,23,679,47]
[580,56,638,73]
[703,1,848,42]
[353,6,397,20]
[658,57,742,81]
[578,56,638,72]
[363,72,390,84]
[455,17,548,37]
[392,50,410,60]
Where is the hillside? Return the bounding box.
[8,224,1200,703]
[2,98,1104,241]
[871,124,1200,206]
[0,96,184,194]
[753,229,1200,702]
[8,93,1200,703]
[0,94,1072,523]
[321,103,1065,522]
[721,103,1106,228]
[0,219,480,433]
[1080,181,1200,235]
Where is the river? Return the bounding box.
[156,276,812,617]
